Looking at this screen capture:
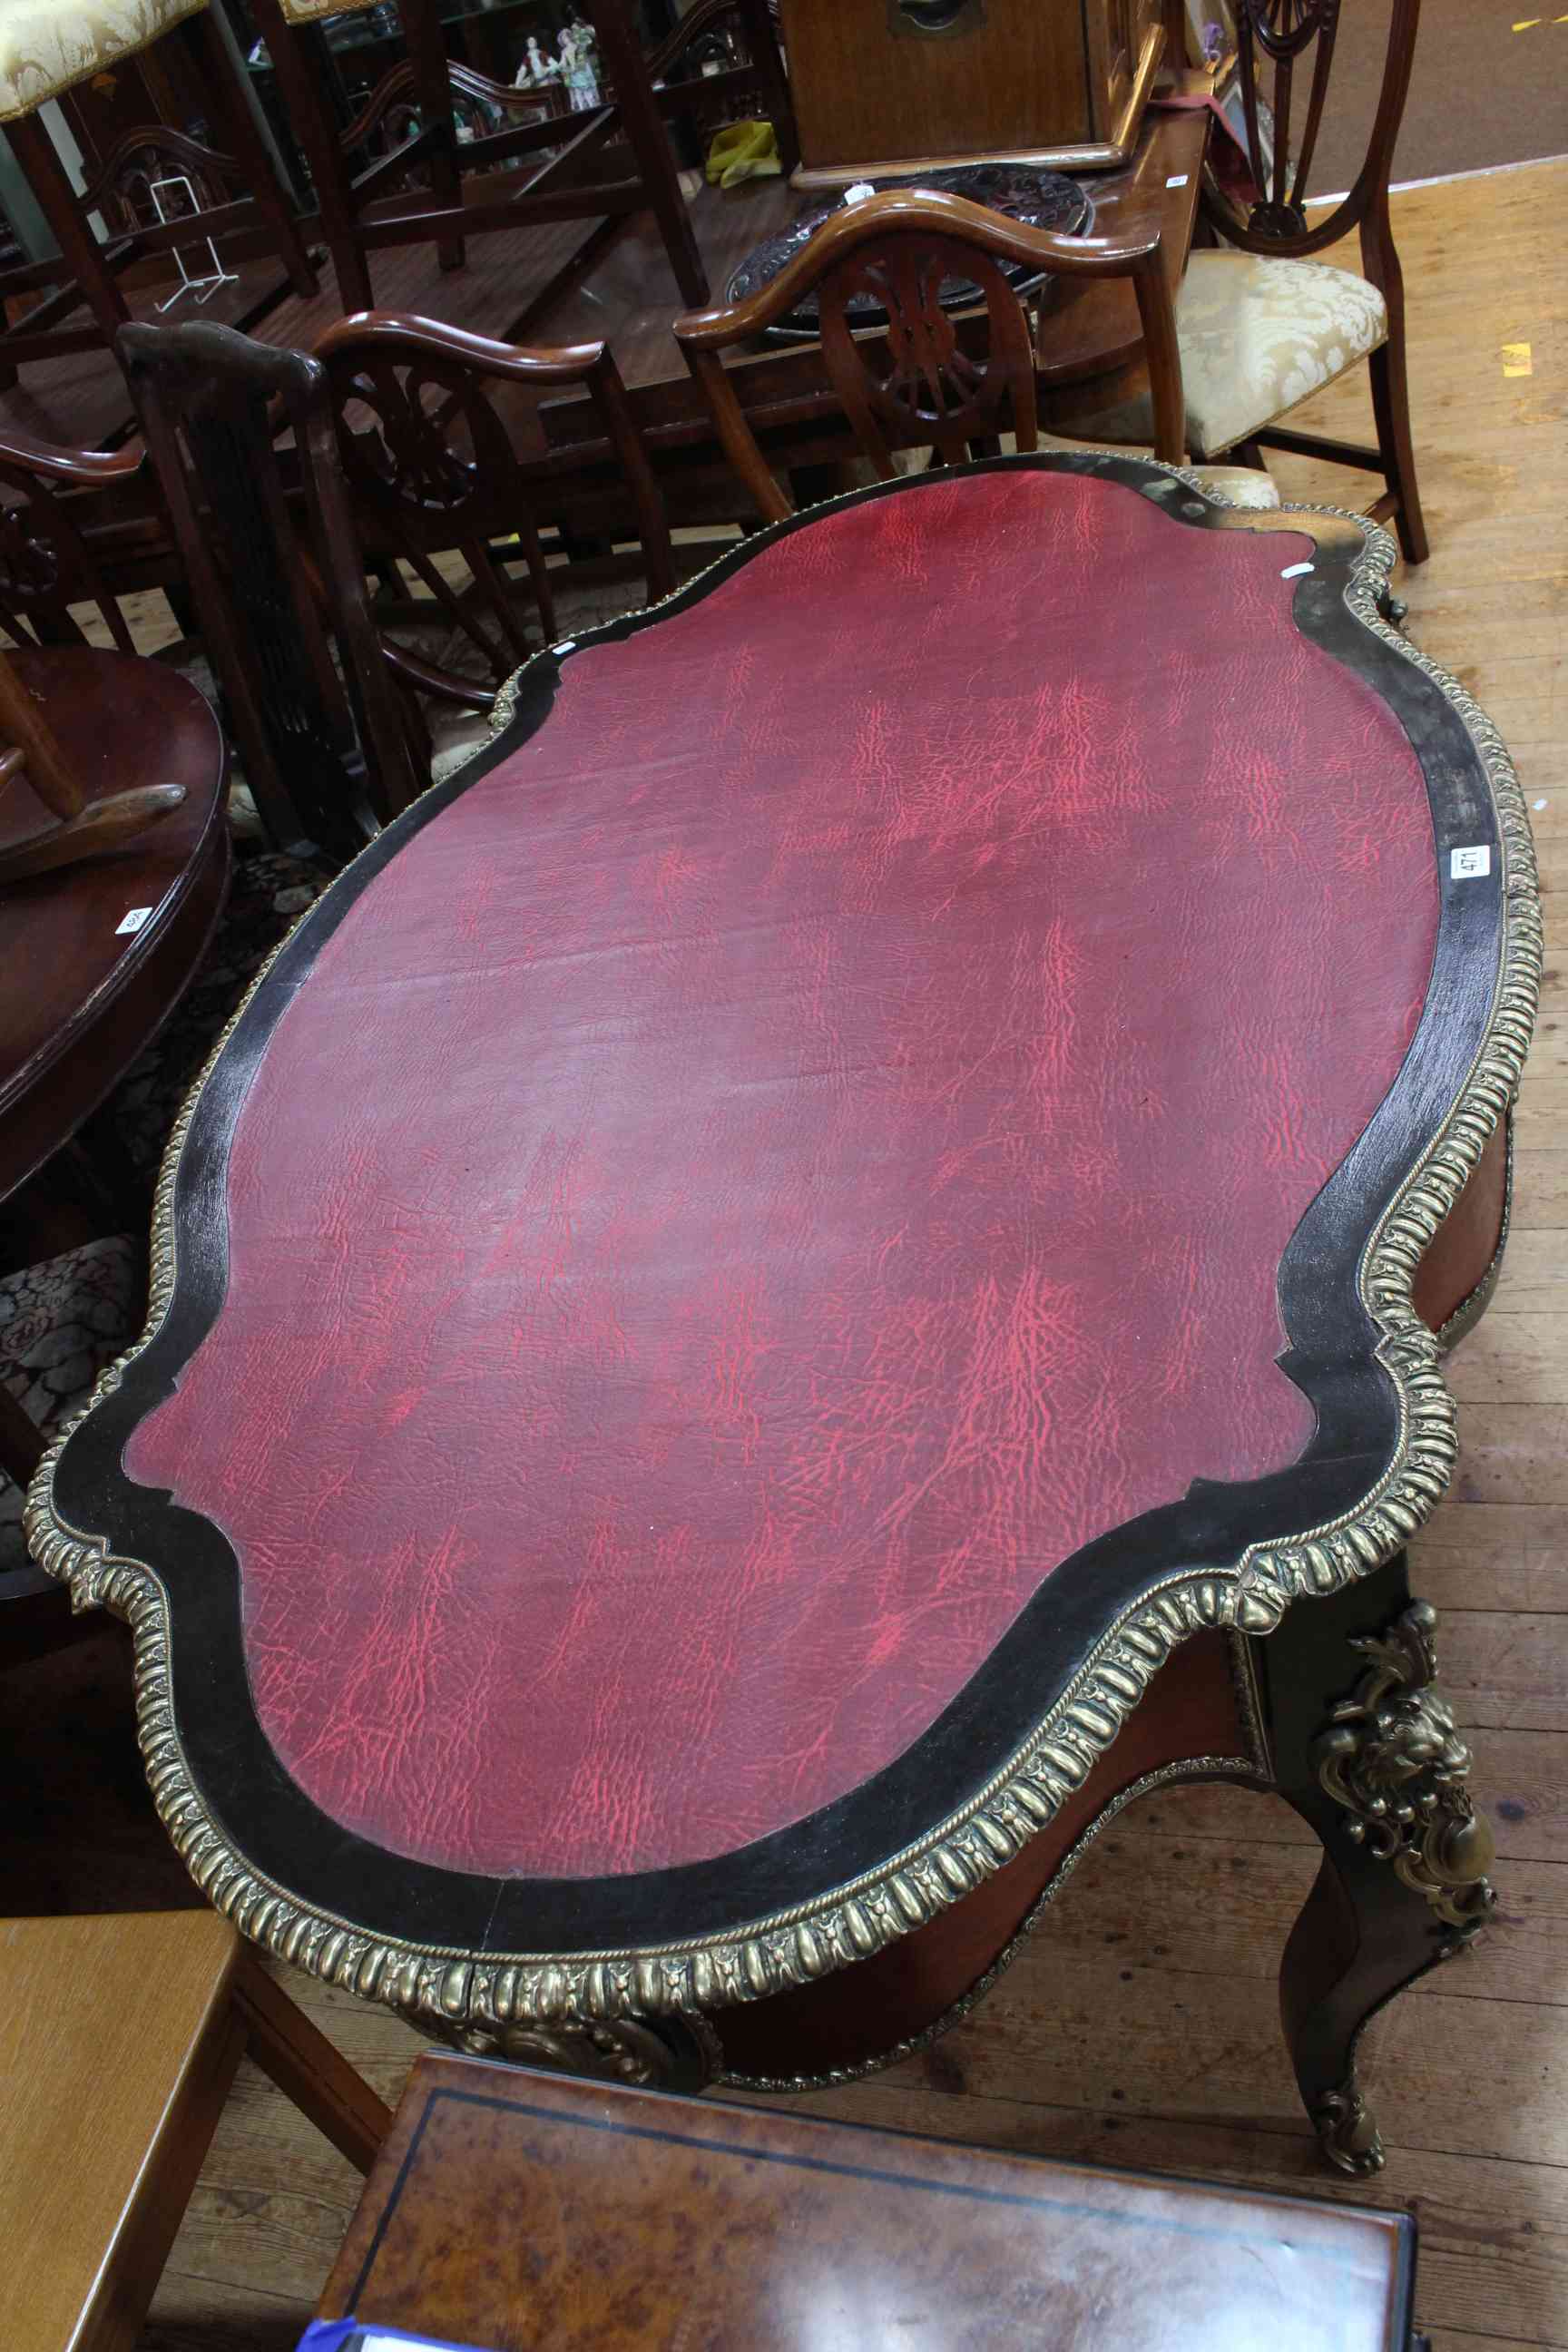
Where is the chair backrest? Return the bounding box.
[0,432,142,657]
[313,311,676,701]
[1216,0,1420,257]
[119,320,420,859]
[673,186,1184,524]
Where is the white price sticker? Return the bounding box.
[1451,846,1491,880]
[1166,172,1190,188]
[115,905,153,935]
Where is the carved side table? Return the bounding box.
[27,456,1539,2174]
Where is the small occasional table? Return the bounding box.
[0,645,226,1523]
[27,456,1539,2176]
[0,646,228,1211]
[316,2053,1426,2351]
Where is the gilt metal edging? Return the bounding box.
[22,461,1542,2055]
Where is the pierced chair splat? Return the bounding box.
[119,319,419,860]
[674,185,1188,524]
[315,313,675,762]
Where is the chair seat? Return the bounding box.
[430,705,500,785]
[0,0,205,121]
[1082,250,1390,462]
[1188,463,1282,509]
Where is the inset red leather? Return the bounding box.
[127,472,1438,1878]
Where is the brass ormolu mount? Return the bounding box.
[1310,1597,1495,2176]
[1313,1598,1495,1937]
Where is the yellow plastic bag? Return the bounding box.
[705,118,781,188]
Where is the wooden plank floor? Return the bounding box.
[136,159,1566,2351]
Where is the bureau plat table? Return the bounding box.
[27,456,1540,2175]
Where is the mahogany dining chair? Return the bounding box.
[1073,0,1429,562]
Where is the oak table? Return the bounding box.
[314,2052,1426,2350]
[27,456,1539,2176]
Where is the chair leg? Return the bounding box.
[402,0,467,273]
[1265,1555,1494,2175]
[5,116,131,353]
[583,0,707,306]
[253,0,373,313]
[184,11,318,299]
[231,1947,394,2174]
[1367,338,1429,567]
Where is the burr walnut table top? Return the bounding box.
[316,2053,1422,2351]
[28,456,1537,2055]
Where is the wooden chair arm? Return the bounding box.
[314,310,608,388]
[672,188,1165,351]
[0,429,143,489]
[381,639,497,711]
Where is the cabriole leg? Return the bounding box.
[1263,1555,1494,2173]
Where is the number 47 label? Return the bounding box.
[1451,846,1491,880]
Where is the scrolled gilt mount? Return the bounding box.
[1313,1599,1496,1937]
[444,2011,723,2093]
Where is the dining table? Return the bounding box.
[25,452,1539,2177]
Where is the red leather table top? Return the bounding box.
[121,467,1439,1880]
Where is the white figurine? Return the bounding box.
[517,33,559,86]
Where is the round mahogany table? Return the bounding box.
[0,646,229,1209]
[27,459,1538,2176]
[0,644,226,1519]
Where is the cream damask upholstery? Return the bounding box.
[272,0,382,20]
[1185,463,1281,509]
[0,0,205,122]
[1081,250,1389,463]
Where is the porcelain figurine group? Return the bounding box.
[515,18,601,109]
